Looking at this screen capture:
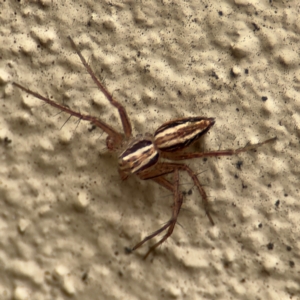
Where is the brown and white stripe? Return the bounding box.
[118,139,159,175]
[154,117,215,152]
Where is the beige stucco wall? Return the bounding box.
[0,1,299,299]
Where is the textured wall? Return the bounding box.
[0,1,299,299]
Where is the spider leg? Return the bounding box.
[161,137,277,160]
[129,161,213,257]
[68,36,132,139]
[140,162,214,226]
[144,170,183,259]
[131,169,183,259]
[12,82,123,149]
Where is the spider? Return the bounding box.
[13,37,276,259]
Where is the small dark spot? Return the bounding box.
[240,278,246,283]
[260,269,271,277]
[223,260,232,268]
[125,247,132,254]
[82,272,88,281]
[267,243,274,250]
[3,137,12,145]
[244,68,249,74]
[233,223,236,227]
[118,271,123,277]
[203,158,208,162]
[218,11,223,16]
[137,51,141,57]
[236,108,240,112]
[114,251,119,256]
[88,125,97,132]
[289,261,295,268]
[275,200,280,207]
[258,223,263,228]
[143,64,150,73]
[242,182,247,189]
[211,71,219,79]
[284,193,288,197]
[230,68,236,77]
[87,20,92,27]
[232,202,236,207]
[236,160,243,170]
[234,174,239,179]
[177,90,182,96]
[267,183,272,188]
[182,189,193,196]
[252,22,260,31]
[261,96,268,102]
[286,246,292,251]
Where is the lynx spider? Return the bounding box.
[13,37,276,258]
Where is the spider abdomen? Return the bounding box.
[154,117,215,152]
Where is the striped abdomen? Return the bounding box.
[154,117,215,152]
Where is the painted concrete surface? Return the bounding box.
[0,1,299,299]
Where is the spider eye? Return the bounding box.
[154,117,215,152]
[118,139,159,176]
